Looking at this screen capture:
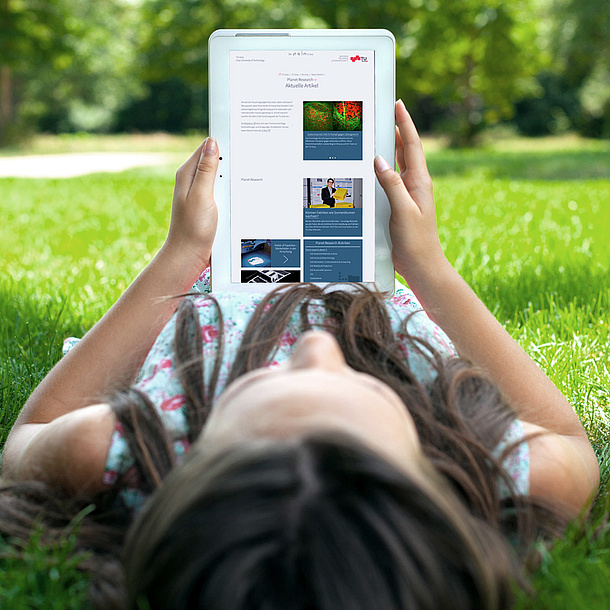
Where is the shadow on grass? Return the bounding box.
[427,148,610,181]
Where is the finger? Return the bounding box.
[395,124,406,175]
[187,137,219,200]
[374,155,419,217]
[175,140,205,190]
[395,100,429,179]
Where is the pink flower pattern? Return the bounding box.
[201,324,219,343]
[100,273,528,511]
[160,394,186,412]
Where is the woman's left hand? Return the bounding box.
[165,137,219,270]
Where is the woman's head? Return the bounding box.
[0,285,560,608]
[118,290,530,608]
[124,434,521,610]
[202,330,423,471]
[162,284,525,526]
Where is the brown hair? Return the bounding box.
[0,283,564,607]
[124,434,522,610]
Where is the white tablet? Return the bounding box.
[208,29,395,293]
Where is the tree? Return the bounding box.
[0,0,141,145]
[128,0,320,130]
[401,0,548,146]
[0,0,70,144]
[138,0,317,85]
[300,0,416,30]
[28,0,143,133]
[133,0,547,145]
[552,0,610,136]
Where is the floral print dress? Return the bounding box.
[64,271,530,511]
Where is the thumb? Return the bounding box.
[188,137,219,200]
[374,155,414,219]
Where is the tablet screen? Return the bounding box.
[229,49,376,284]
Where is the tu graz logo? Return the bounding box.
[350,55,368,62]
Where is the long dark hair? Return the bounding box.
[124,435,521,610]
[0,283,565,607]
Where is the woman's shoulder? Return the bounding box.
[523,421,599,517]
[2,404,116,496]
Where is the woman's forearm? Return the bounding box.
[406,257,588,439]
[12,137,219,427]
[377,102,598,509]
[374,100,588,441]
[13,245,205,427]
[3,139,220,486]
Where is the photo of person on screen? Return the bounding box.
[321,178,337,207]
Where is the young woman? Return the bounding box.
[1,101,599,609]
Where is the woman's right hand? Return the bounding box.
[165,137,219,272]
[374,100,448,284]
[3,141,223,490]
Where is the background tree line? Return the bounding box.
[1,0,609,147]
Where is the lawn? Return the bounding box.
[1,133,609,607]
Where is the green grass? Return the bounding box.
[1,134,609,607]
[0,509,94,609]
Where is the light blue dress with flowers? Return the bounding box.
[64,270,530,511]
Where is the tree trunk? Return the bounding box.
[0,64,13,147]
[450,55,482,148]
[0,0,14,146]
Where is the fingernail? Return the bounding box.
[203,137,217,156]
[374,155,392,173]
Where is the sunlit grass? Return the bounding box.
[1,134,609,607]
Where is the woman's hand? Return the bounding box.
[3,139,223,486]
[376,102,599,514]
[165,137,219,271]
[374,101,448,283]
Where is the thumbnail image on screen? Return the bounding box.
[303,101,363,161]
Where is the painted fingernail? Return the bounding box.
[203,137,217,156]
[374,155,392,173]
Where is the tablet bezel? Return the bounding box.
[208,29,395,294]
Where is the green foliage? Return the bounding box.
[2,0,608,145]
[138,0,319,85]
[29,0,143,133]
[0,509,94,609]
[552,0,610,87]
[114,0,324,131]
[513,71,582,136]
[300,0,415,30]
[401,0,548,145]
[0,0,71,144]
[0,0,70,67]
[132,0,549,144]
[537,0,610,137]
[0,0,142,143]
[515,513,610,608]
